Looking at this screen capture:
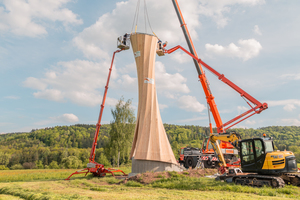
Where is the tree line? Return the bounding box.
[1,107,300,170]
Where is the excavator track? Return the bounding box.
[232,174,285,188]
[281,173,300,186]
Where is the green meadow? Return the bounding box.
[1,167,300,200]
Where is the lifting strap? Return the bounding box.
[131,0,157,37]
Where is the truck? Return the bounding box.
[179,138,239,169]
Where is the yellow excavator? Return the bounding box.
[211,132,300,187]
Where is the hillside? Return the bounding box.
[1,124,300,170]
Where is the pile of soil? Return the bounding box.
[126,168,218,185]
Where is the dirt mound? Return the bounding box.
[126,168,218,184]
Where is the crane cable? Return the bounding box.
[131,0,140,33]
[144,0,157,37]
[131,0,157,38]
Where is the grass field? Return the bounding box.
[0,167,300,200]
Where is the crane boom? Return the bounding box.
[171,0,223,133]
[165,45,268,132]
[66,49,127,180]
[89,49,122,162]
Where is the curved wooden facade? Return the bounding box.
[130,33,177,165]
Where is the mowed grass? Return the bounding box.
[1,179,298,200]
[0,166,132,183]
[0,167,300,200]
[0,169,78,182]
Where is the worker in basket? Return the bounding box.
[123,33,129,46]
[158,40,168,51]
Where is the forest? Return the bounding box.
[1,124,300,170]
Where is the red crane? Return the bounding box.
[66,49,127,180]
[171,0,268,169]
[170,0,268,133]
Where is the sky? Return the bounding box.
[1,0,300,134]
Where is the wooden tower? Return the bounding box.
[129,33,181,173]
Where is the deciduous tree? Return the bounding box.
[107,97,135,167]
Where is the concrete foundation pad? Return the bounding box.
[131,158,185,174]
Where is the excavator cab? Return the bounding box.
[240,136,298,175]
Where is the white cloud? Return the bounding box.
[171,51,192,64]
[33,89,64,102]
[176,116,208,123]
[118,63,136,74]
[159,104,168,110]
[280,73,300,80]
[72,0,265,60]
[35,113,79,126]
[24,60,191,107]
[235,125,248,129]
[177,95,206,113]
[155,61,190,95]
[237,106,248,113]
[115,74,137,92]
[283,104,296,112]
[72,0,202,60]
[253,25,262,35]
[52,113,79,123]
[198,0,265,28]
[24,77,48,90]
[0,0,82,37]
[23,59,119,107]
[281,118,300,126]
[22,0,267,112]
[245,120,256,125]
[205,39,262,61]
[267,99,300,111]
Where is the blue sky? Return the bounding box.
[1,0,300,134]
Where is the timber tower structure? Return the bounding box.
[129,33,183,174]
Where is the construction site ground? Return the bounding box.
[126,168,218,184]
[1,168,300,200]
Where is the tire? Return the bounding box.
[185,157,195,169]
[204,160,214,168]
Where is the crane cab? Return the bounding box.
[117,33,130,50]
[240,137,298,175]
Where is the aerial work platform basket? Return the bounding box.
[117,34,130,50]
[156,40,167,56]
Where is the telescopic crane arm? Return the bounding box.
[171,0,223,134]
[66,49,127,180]
[89,49,122,162]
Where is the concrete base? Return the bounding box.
[131,158,185,174]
